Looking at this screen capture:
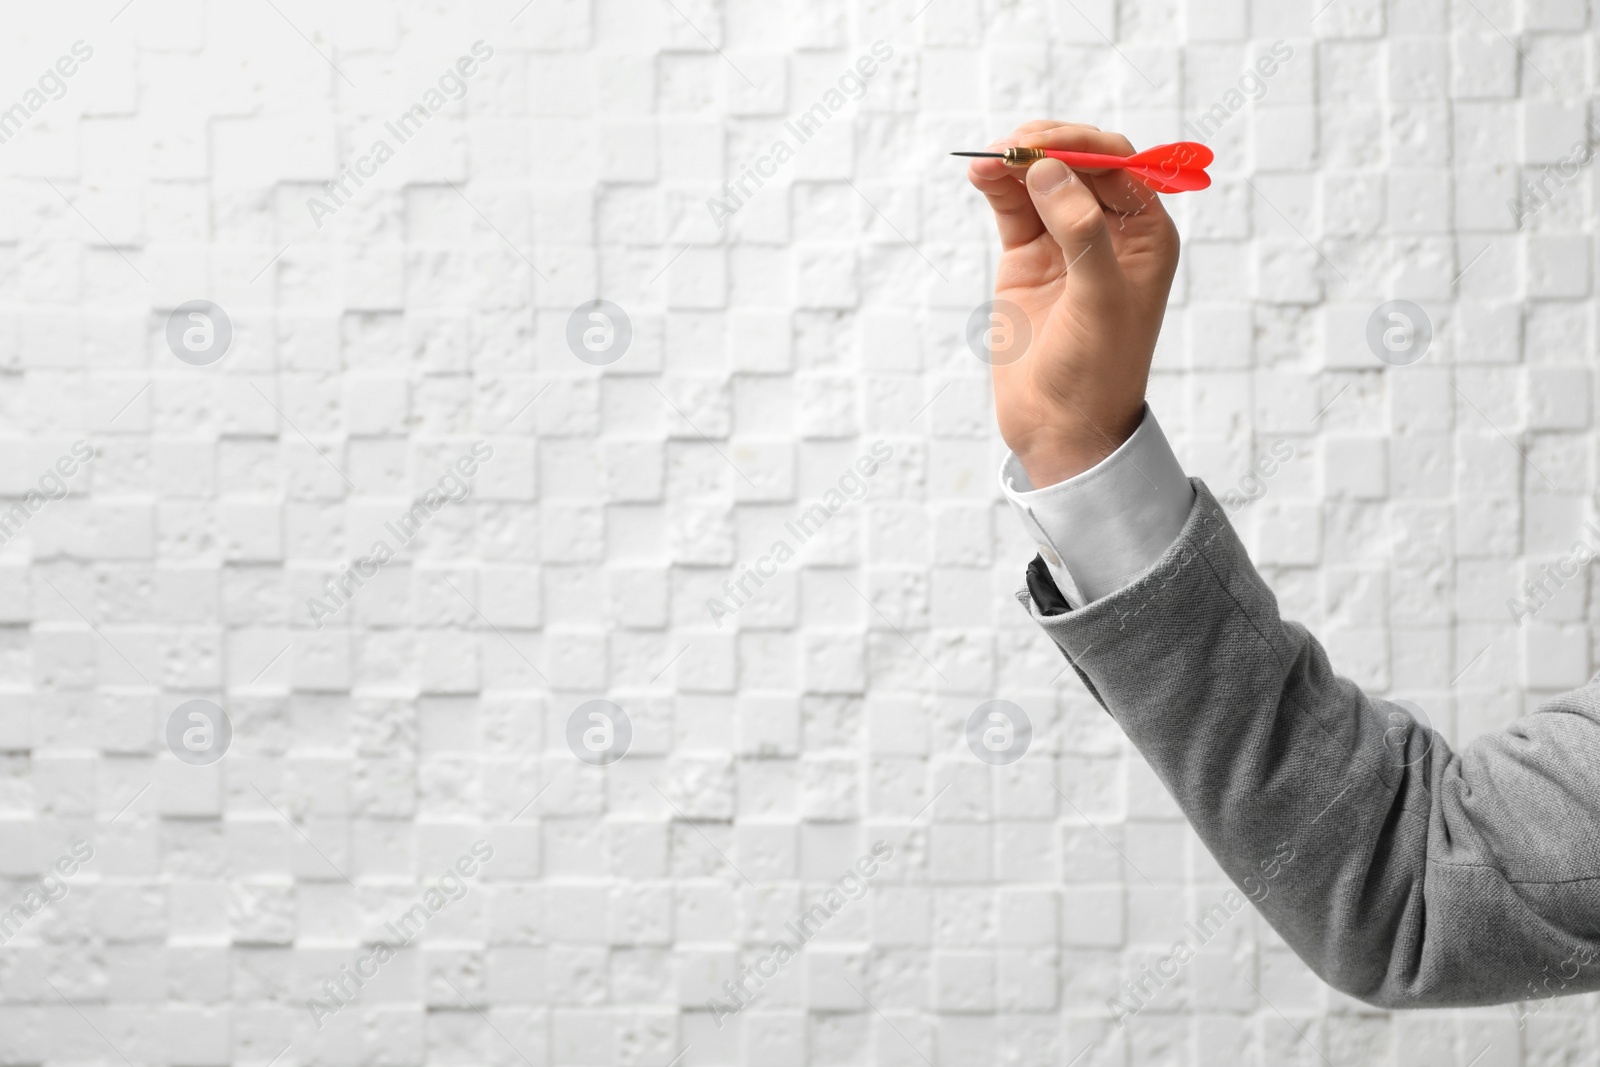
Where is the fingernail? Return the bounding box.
[1029,158,1072,194]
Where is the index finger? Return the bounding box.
[966,121,1073,250]
[1016,127,1173,218]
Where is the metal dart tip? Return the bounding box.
[952,148,1049,166]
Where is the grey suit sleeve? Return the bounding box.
[1018,478,1600,1009]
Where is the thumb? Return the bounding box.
[1024,159,1119,286]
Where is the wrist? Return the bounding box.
[1012,405,1145,488]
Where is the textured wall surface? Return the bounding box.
[0,0,1595,1063]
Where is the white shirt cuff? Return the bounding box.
[998,403,1195,608]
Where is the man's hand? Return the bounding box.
[968,121,1182,487]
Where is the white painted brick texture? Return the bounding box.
[0,0,1594,1064]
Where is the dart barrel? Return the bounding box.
[1000,147,1050,167]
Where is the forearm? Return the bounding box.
[1016,479,1600,1007]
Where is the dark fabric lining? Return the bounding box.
[1026,553,1071,616]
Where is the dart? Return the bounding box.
[953,141,1213,194]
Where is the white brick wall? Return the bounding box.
[0,0,1593,1063]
